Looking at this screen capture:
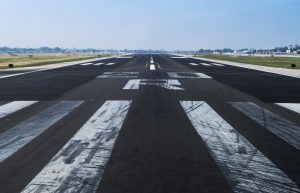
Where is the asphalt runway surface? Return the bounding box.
[0,54,299,193]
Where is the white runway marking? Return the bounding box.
[230,102,300,150]
[0,101,37,119]
[115,56,133,59]
[150,64,156,70]
[123,79,184,90]
[150,57,154,64]
[22,100,132,193]
[105,63,115,66]
[94,62,105,66]
[181,101,299,193]
[189,63,199,66]
[167,72,212,79]
[0,101,82,163]
[170,56,187,59]
[211,63,225,66]
[98,72,139,78]
[0,69,47,79]
[276,103,300,114]
[199,63,212,66]
[80,63,93,66]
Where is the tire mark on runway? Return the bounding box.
[22,100,132,193]
[0,101,37,119]
[0,101,82,163]
[230,102,300,150]
[181,101,299,193]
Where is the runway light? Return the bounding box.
[291,64,296,68]
[8,64,14,68]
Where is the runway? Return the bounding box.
[0,54,299,193]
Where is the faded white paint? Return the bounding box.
[181,101,299,193]
[0,101,83,163]
[211,63,225,66]
[123,79,184,90]
[150,57,154,64]
[80,63,93,66]
[167,72,212,79]
[0,101,37,119]
[98,72,139,78]
[115,56,133,59]
[94,63,105,66]
[170,56,187,59]
[199,63,212,66]
[230,102,300,150]
[276,103,300,114]
[22,100,132,193]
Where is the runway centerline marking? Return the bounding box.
[0,101,37,119]
[22,100,132,193]
[189,63,199,66]
[150,64,156,70]
[230,102,300,150]
[181,101,299,193]
[123,79,184,90]
[105,63,115,66]
[0,101,83,163]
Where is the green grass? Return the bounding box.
[196,54,300,69]
[0,54,110,69]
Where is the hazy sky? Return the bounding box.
[1,0,299,50]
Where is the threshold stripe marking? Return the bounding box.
[22,100,132,193]
[230,102,300,150]
[0,101,37,119]
[181,101,299,193]
[0,101,83,163]
[276,103,300,114]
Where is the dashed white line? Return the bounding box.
[189,63,199,66]
[0,101,37,119]
[230,102,300,150]
[94,62,105,66]
[276,103,300,114]
[105,63,115,66]
[80,63,93,66]
[181,101,299,193]
[210,63,225,66]
[0,101,83,163]
[22,100,132,193]
[150,64,156,70]
[199,63,212,66]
